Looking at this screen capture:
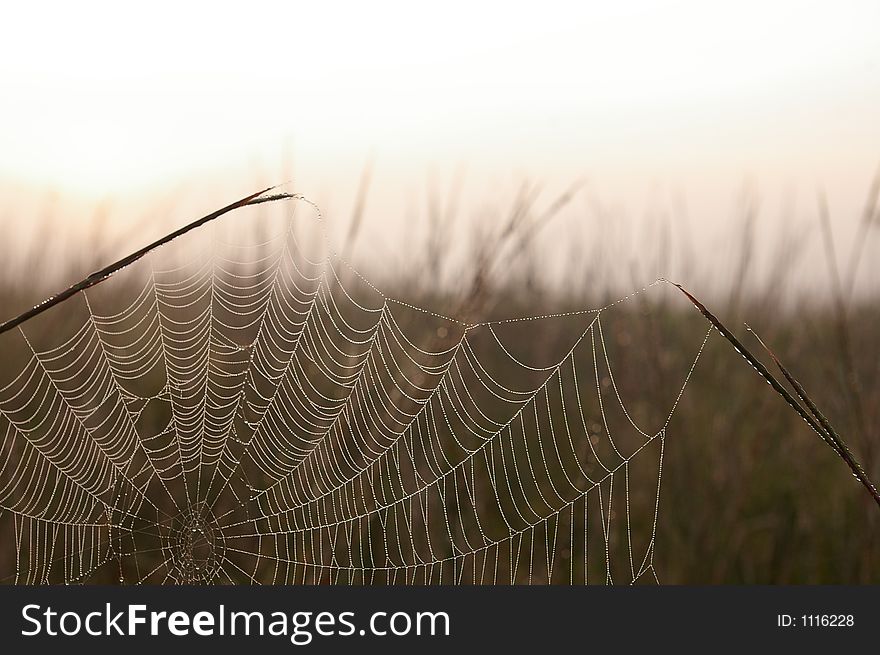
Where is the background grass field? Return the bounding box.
[0,172,877,584]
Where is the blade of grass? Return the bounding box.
[745,324,880,509]
[340,155,374,261]
[844,163,880,300]
[667,279,880,510]
[818,191,872,460]
[0,187,294,336]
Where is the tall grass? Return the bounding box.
[0,171,877,583]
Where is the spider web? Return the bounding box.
[0,198,711,585]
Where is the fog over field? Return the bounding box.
[1,1,879,298]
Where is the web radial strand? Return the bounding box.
[0,198,711,585]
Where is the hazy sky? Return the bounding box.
[1,1,878,290]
